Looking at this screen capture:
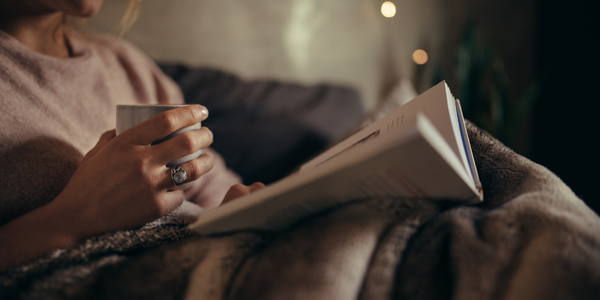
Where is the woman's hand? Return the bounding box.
[0,105,219,271]
[222,182,266,204]
[54,105,214,239]
[0,105,215,271]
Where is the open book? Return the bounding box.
[190,81,483,234]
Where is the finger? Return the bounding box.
[83,130,116,161]
[152,127,213,166]
[122,105,208,146]
[222,184,251,204]
[248,182,266,193]
[161,152,214,190]
[152,190,186,219]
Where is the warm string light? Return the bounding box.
[412,49,429,65]
[380,3,427,66]
[381,2,396,18]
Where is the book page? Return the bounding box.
[445,86,474,182]
[455,100,482,192]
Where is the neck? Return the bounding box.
[0,11,70,58]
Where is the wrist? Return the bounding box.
[0,195,84,271]
[43,192,91,246]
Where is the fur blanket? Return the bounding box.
[2,122,600,300]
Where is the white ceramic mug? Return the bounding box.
[116,104,203,189]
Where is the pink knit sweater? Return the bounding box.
[0,30,240,225]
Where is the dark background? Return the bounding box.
[532,0,600,213]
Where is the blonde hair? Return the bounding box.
[118,0,142,37]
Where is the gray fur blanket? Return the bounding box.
[2,122,600,300]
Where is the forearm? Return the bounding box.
[0,197,81,272]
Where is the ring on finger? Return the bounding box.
[171,166,187,187]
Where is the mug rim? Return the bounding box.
[117,104,190,107]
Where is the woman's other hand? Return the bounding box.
[222,182,266,204]
[56,104,213,238]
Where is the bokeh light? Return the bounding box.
[381,2,396,18]
[412,49,428,65]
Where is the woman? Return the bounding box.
[0,0,263,271]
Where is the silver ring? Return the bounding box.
[171,166,187,187]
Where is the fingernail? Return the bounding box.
[200,107,209,118]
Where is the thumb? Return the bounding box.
[83,130,116,162]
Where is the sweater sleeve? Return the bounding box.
[183,148,242,208]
